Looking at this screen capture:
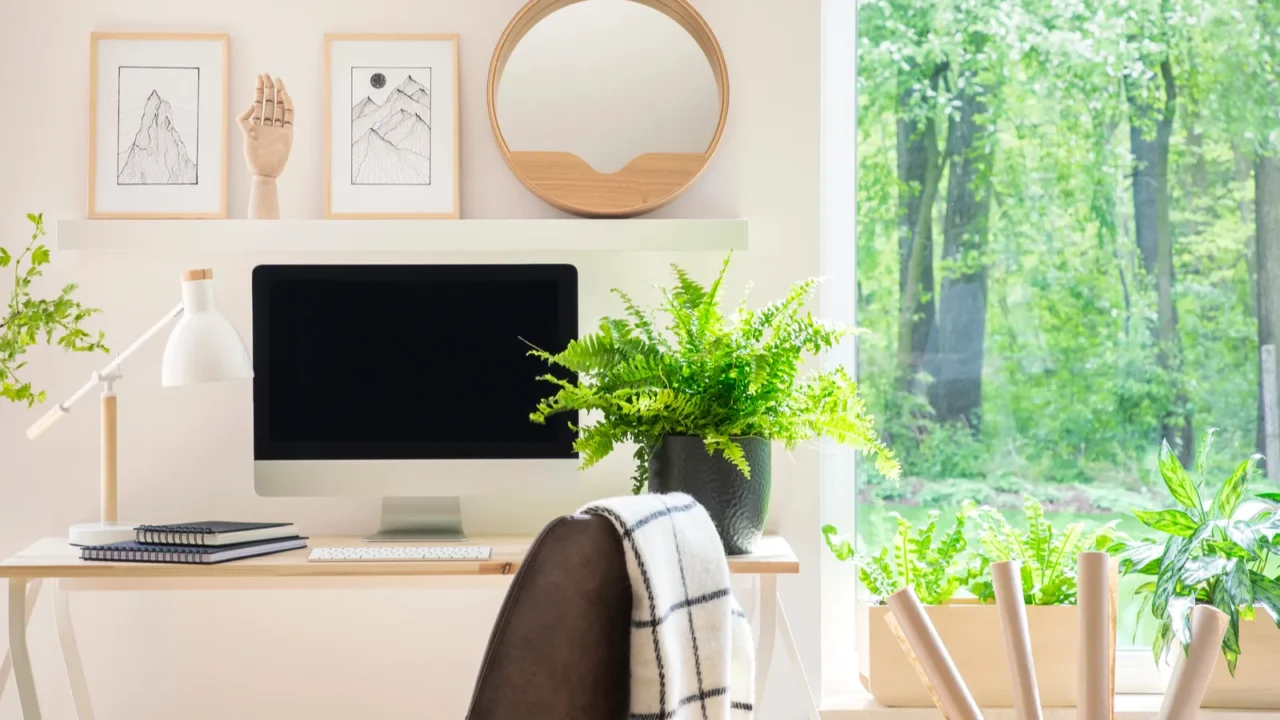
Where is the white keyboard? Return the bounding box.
[307,546,493,562]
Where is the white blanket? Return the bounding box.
[580,493,755,720]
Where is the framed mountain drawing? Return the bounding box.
[324,34,460,218]
[88,33,229,218]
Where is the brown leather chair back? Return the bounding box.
[466,514,631,720]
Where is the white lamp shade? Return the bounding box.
[161,277,253,387]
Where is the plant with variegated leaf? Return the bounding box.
[528,252,899,493]
[965,496,1124,606]
[1113,429,1280,674]
[822,509,972,604]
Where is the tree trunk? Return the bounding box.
[929,59,992,429]
[895,70,942,391]
[1129,58,1191,463]
[1258,155,1280,470]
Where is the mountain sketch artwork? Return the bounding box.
[350,71,432,185]
[118,89,198,185]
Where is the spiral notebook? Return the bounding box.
[135,521,298,546]
[81,537,308,564]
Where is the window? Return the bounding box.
[849,0,1278,666]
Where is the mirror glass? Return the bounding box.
[496,0,721,174]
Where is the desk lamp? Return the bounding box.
[26,269,252,546]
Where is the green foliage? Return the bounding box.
[529,253,900,493]
[966,496,1125,606]
[855,0,1271,497]
[823,509,972,604]
[1115,431,1279,674]
[1,214,107,406]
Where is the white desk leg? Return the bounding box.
[7,579,42,719]
[0,579,41,707]
[775,592,821,720]
[54,581,94,720]
[754,575,778,708]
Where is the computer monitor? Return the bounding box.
[252,264,579,540]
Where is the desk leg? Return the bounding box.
[54,581,94,720]
[775,592,821,720]
[7,579,42,719]
[754,575,778,708]
[0,579,41,708]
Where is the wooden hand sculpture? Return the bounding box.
[237,74,294,219]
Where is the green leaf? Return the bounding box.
[1167,594,1197,650]
[1196,427,1217,479]
[1250,571,1280,627]
[1214,455,1260,519]
[1257,493,1280,504]
[0,247,9,268]
[1153,537,1191,619]
[822,525,855,561]
[1133,509,1199,537]
[1160,440,1202,516]
[1180,556,1230,586]
[30,245,50,266]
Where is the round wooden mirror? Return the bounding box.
[488,0,730,218]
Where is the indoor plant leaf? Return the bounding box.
[1214,455,1261,519]
[1133,509,1199,538]
[1159,440,1202,516]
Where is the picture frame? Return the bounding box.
[324,33,460,219]
[88,32,229,219]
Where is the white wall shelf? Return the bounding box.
[55,219,748,253]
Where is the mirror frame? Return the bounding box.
[487,0,730,218]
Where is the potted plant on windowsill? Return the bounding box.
[528,253,899,554]
[825,496,1122,707]
[1114,430,1280,709]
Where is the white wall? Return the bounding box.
[0,1,823,718]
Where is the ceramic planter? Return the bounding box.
[1201,613,1280,709]
[859,600,1095,707]
[648,435,770,555]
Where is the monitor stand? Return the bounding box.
[363,497,467,542]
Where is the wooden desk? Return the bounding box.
[0,535,813,720]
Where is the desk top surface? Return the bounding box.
[0,535,799,579]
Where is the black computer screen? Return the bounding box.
[252,264,577,460]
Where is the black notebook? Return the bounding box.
[135,521,299,546]
[82,537,308,564]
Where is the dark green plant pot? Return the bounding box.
[647,435,771,555]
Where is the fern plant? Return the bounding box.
[822,510,972,604]
[1,213,107,406]
[528,253,899,492]
[965,496,1124,606]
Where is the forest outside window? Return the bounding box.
[853,0,1280,652]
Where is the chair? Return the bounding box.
[466,514,632,720]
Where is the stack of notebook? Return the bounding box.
[81,522,307,564]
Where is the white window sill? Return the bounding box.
[819,692,1276,719]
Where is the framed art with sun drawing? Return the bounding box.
[324,33,460,219]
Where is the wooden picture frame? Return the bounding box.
[324,33,461,219]
[88,32,229,219]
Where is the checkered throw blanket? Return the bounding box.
[580,493,755,720]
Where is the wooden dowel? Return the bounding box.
[885,588,984,720]
[100,392,118,523]
[1158,605,1228,720]
[991,561,1043,720]
[1077,551,1112,720]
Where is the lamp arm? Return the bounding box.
[26,302,185,438]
